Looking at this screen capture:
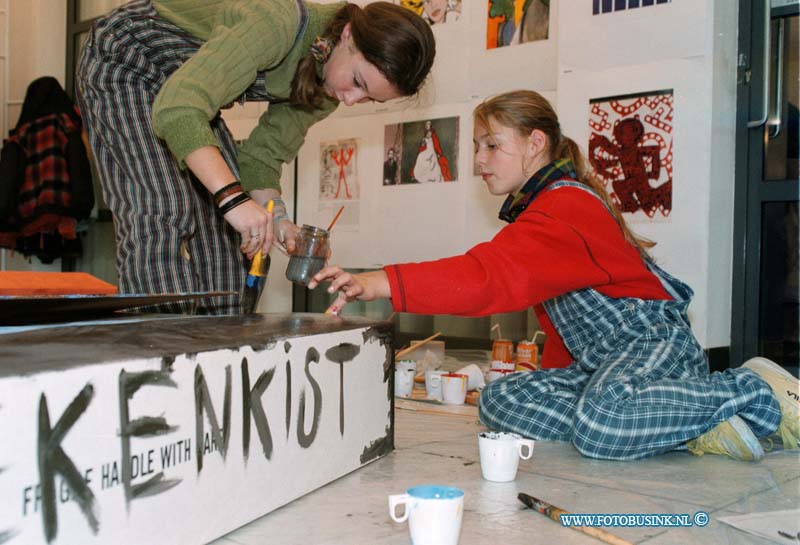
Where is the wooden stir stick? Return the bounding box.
[395,332,442,359]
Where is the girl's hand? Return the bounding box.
[308,268,391,313]
[222,198,273,260]
[277,218,301,255]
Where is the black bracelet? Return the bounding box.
[218,192,251,215]
[213,181,243,206]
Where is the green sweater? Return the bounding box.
[151,0,344,191]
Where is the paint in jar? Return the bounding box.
[285,224,330,286]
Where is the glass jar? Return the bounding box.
[285,225,330,286]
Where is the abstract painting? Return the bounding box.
[486,0,550,50]
[588,89,674,222]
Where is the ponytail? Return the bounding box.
[554,136,654,257]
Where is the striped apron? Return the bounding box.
[76,0,307,314]
[479,181,781,460]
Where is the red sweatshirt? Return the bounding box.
[384,185,672,368]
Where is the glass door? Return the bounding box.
[733,0,799,374]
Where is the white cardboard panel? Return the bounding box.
[0,317,392,545]
[559,0,708,71]
[557,59,713,344]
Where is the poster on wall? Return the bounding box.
[319,138,359,229]
[588,89,674,222]
[396,0,462,25]
[592,0,671,16]
[384,117,459,185]
[486,0,550,50]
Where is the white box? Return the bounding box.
[0,314,394,544]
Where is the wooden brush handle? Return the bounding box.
[395,332,442,359]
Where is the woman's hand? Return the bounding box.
[308,267,390,313]
[222,198,273,260]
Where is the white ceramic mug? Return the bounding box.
[395,360,417,397]
[455,364,485,391]
[478,431,534,482]
[388,485,464,545]
[441,373,468,405]
[486,368,517,383]
[425,369,446,401]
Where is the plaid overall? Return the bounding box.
[479,181,781,460]
[76,0,307,314]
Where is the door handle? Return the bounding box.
[747,0,771,128]
[767,17,784,139]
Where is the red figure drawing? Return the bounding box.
[331,145,355,199]
[588,90,673,221]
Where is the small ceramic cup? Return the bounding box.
[425,369,446,401]
[395,360,417,397]
[478,431,534,482]
[441,373,468,405]
[388,485,464,545]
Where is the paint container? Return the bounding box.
[515,340,539,371]
[455,364,485,391]
[441,373,468,405]
[285,225,330,286]
[425,369,446,401]
[389,485,464,545]
[395,360,417,397]
[491,339,514,363]
[478,431,534,482]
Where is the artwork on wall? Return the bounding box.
[588,89,674,222]
[486,0,550,50]
[319,138,359,229]
[592,0,671,16]
[396,0,462,25]
[384,117,459,185]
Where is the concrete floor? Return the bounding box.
[214,403,800,545]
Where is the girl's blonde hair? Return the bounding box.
[474,90,654,256]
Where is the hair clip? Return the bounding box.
[310,36,333,64]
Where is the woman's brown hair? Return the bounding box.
[291,2,435,109]
[474,90,655,257]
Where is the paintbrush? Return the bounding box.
[327,205,345,232]
[517,493,634,545]
[395,332,442,359]
[240,200,274,314]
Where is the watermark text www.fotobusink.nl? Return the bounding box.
[560,511,709,528]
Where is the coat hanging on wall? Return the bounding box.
[0,76,94,263]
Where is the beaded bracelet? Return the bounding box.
[213,181,243,206]
[218,192,251,215]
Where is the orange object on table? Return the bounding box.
[491,339,514,362]
[0,272,118,296]
[516,340,539,371]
